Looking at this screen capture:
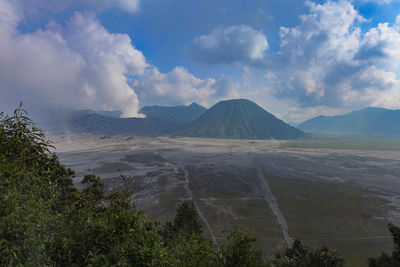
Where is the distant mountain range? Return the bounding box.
[55,99,304,140]
[178,99,304,139]
[46,101,400,139]
[298,107,400,137]
[139,102,206,124]
[63,102,206,136]
[68,112,176,136]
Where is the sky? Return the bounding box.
[0,0,400,123]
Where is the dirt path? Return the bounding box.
[176,166,218,245]
[257,165,292,247]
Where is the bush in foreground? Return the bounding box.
[272,239,344,267]
[369,223,400,267]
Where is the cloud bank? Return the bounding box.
[273,0,400,110]
[1,0,399,123]
[193,0,400,120]
[0,0,236,117]
[133,67,239,107]
[193,25,269,66]
[0,3,147,117]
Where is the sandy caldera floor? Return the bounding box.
[53,134,400,267]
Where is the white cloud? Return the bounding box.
[349,66,400,108]
[271,0,364,106]
[357,21,400,68]
[190,0,400,122]
[133,67,239,108]
[0,2,147,117]
[193,25,268,66]
[113,0,140,13]
[0,0,234,118]
[2,0,400,124]
[264,0,400,115]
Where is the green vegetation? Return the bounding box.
[0,105,76,265]
[178,99,304,140]
[2,105,388,266]
[369,223,400,266]
[272,239,344,267]
[220,227,266,267]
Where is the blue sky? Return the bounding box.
[1,0,400,122]
[98,0,309,77]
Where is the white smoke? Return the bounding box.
[0,1,147,117]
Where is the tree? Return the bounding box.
[173,200,203,235]
[0,106,170,266]
[49,175,170,266]
[0,104,75,265]
[220,226,267,267]
[162,201,221,266]
[369,223,400,267]
[162,200,203,241]
[271,239,344,267]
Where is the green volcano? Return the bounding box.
[178,99,304,140]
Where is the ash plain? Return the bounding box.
[54,135,400,266]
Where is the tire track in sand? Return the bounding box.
[257,165,293,247]
[175,166,218,245]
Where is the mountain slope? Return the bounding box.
[298,107,400,136]
[365,109,400,136]
[69,113,178,136]
[139,102,207,124]
[95,110,122,118]
[49,103,207,135]
[178,99,304,139]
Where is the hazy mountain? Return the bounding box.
[47,103,206,135]
[95,110,123,118]
[50,100,305,139]
[68,113,178,136]
[139,102,207,124]
[298,107,400,136]
[367,110,400,136]
[177,99,304,139]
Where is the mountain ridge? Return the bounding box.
[178,99,304,140]
[298,107,400,136]
[139,102,207,124]
[49,99,305,139]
